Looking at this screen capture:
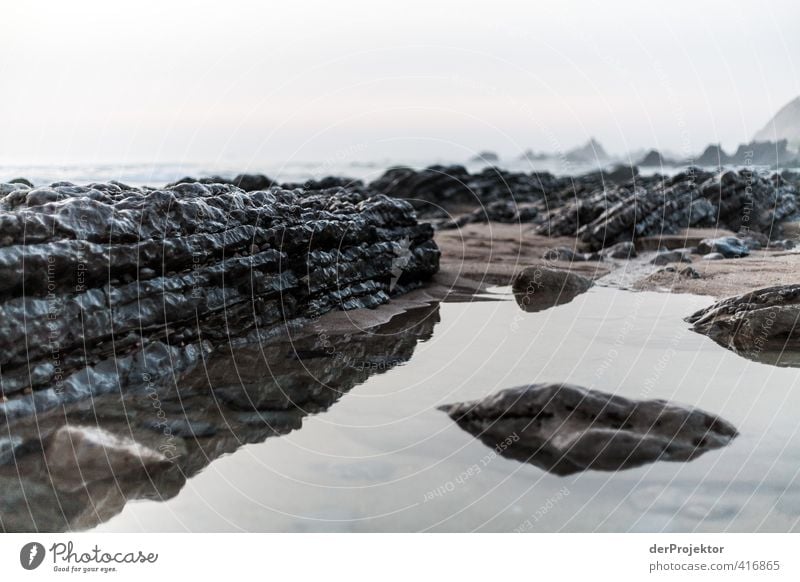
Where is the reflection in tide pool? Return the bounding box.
[85,287,800,532]
[4,287,800,532]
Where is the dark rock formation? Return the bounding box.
[601,241,637,259]
[650,249,692,265]
[638,150,671,167]
[538,168,799,250]
[439,383,737,476]
[512,267,593,313]
[687,140,799,168]
[696,236,750,258]
[564,138,610,164]
[0,303,440,531]
[695,144,730,167]
[687,285,800,366]
[368,165,565,215]
[167,173,275,190]
[0,180,439,423]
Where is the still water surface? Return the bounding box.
[92,287,800,532]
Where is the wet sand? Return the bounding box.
[434,223,799,301]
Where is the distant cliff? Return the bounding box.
[754,97,800,149]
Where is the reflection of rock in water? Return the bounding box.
[512,267,593,313]
[687,285,800,368]
[439,383,737,476]
[0,304,439,532]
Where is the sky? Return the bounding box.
[1,0,798,165]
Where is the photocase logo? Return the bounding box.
[389,237,413,292]
[20,542,45,570]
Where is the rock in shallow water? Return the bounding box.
[686,284,800,366]
[439,383,737,476]
[511,266,593,313]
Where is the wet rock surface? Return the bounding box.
[696,236,750,258]
[366,165,800,250]
[439,383,737,476]
[512,267,593,312]
[0,303,440,532]
[368,164,566,217]
[0,180,439,421]
[687,285,800,366]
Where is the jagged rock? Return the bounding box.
[166,173,275,191]
[651,249,692,265]
[369,165,565,214]
[686,285,800,366]
[638,150,672,167]
[601,241,637,259]
[512,267,593,312]
[439,383,737,476]
[564,139,610,163]
[695,144,730,167]
[538,168,799,250]
[696,236,750,258]
[0,181,439,421]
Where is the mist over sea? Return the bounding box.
[0,157,683,189]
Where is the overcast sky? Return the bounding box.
[1,0,798,165]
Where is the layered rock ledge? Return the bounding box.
[440,383,737,476]
[0,180,440,421]
[686,284,800,366]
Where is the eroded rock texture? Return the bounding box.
[0,303,440,532]
[369,165,566,214]
[687,285,800,366]
[440,383,737,476]
[0,180,439,421]
[365,165,800,249]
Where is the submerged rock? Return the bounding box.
[512,267,593,313]
[439,383,737,476]
[686,284,800,366]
